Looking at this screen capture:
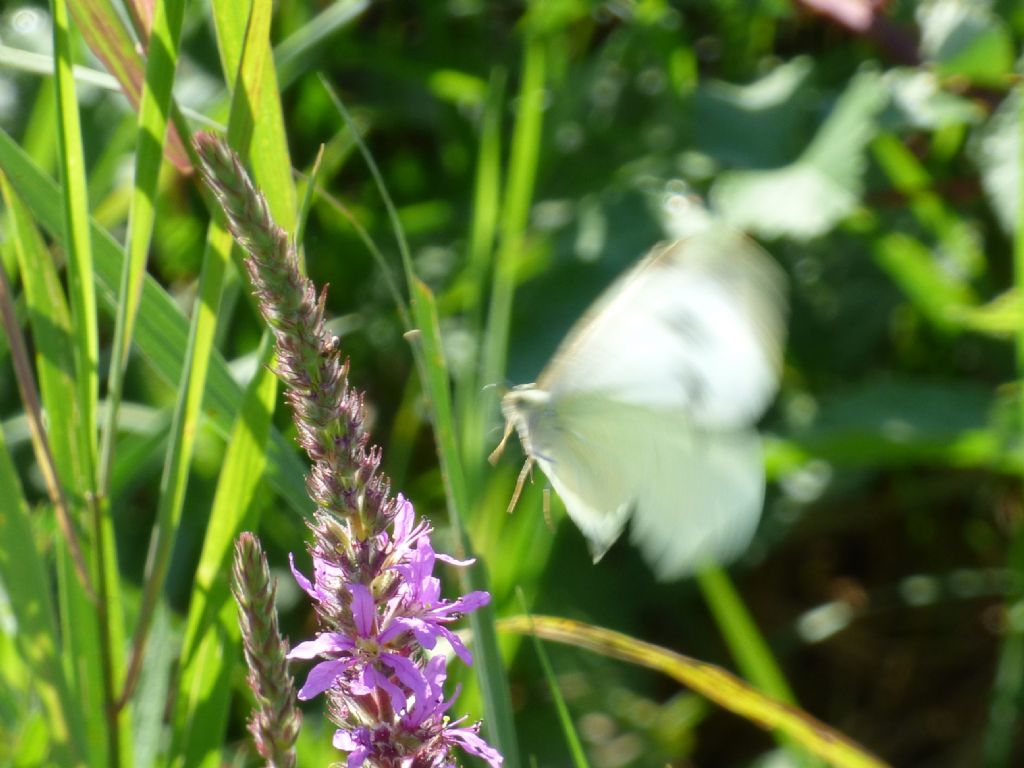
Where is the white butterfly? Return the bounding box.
[492,225,787,580]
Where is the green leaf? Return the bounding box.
[970,86,1020,236]
[693,56,814,169]
[711,70,886,240]
[872,232,976,331]
[917,0,1014,86]
[211,0,296,230]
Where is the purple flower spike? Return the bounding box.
[195,133,500,767]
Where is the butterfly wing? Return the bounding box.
[519,396,764,578]
[538,226,787,430]
[507,226,786,577]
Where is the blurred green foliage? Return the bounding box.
[2,0,1024,766]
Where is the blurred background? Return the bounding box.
[2,0,1024,766]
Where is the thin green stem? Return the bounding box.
[982,86,1024,768]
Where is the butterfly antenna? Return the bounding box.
[488,419,515,466]
[506,457,534,515]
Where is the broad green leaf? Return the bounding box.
[693,56,814,169]
[711,70,886,240]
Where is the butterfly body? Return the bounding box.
[499,227,787,580]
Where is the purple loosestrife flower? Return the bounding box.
[194,133,500,768]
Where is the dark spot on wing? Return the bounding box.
[665,308,711,347]
[680,366,707,408]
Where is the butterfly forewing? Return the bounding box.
[537,228,786,430]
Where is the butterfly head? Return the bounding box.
[487,384,551,466]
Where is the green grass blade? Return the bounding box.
[121,216,232,707]
[409,279,520,766]
[480,32,545,395]
[93,4,187,754]
[502,615,890,768]
[517,594,590,768]
[0,427,87,767]
[50,0,98,498]
[49,3,123,764]
[170,336,278,768]
[456,68,505,475]
[99,0,187,494]
[68,0,190,168]
[325,79,519,762]
[872,232,976,332]
[0,127,309,515]
[696,566,796,703]
[0,173,84,534]
[871,132,984,279]
[274,0,369,87]
[698,565,817,764]
[211,0,296,230]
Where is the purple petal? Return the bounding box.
[287,632,352,660]
[289,553,318,600]
[348,583,376,637]
[450,590,491,613]
[333,728,371,767]
[392,494,414,540]
[365,665,408,713]
[384,651,430,698]
[297,658,352,700]
[447,723,503,766]
[436,624,472,665]
[390,616,439,651]
[404,656,448,726]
